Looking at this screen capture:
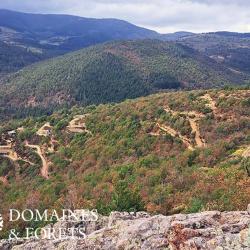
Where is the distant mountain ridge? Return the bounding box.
[0,9,250,78]
[0,9,196,42]
[0,9,159,51]
[0,9,160,76]
[209,31,250,38]
[0,9,197,48]
[162,31,195,41]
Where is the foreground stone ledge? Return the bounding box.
[1,207,250,250]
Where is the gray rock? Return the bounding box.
[0,205,249,250]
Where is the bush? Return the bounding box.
[187,198,204,213]
[0,161,11,176]
[112,180,144,212]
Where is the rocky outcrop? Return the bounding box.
[1,207,250,250]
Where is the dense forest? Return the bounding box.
[0,40,248,120]
[0,88,249,237]
[0,41,50,77]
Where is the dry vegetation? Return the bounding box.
[0,88,250,237]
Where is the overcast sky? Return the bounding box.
[0,0,249,33]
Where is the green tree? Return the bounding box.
[112,180,144,212]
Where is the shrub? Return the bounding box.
[112,180,144,212]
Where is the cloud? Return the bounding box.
[188,0,250,6]
[0,0,249,33]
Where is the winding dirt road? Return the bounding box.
[151,94,218,150]
[25,141,49,179]
[67,115,92,134]
[36,122,52,137]
[189,118,206,148]
[0,144,34,165]
[163,106,206,148]
[200,94,217,114]
[156,123,194,151]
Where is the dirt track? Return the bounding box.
[200,94,217,113]
[189,118,206,148]
[25,141,49,179]
[242,146,250,158]
[157,123,194,150]
[151,93,219,150]
[36,122,51,137]
[163,105,206,149]
[67,115,92,134]
[0,144,33,164]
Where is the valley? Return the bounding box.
[0,11,249,126]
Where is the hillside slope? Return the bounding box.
[179,32,250,74]
[0,88,250,236]
[0,40,247,118]
[0,41,50,78]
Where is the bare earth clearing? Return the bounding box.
[67,115,92,134]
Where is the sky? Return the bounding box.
[0,0,249,33]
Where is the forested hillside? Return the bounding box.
[1,9,250,80]
[179,32,250,74]
[0,40,248,119]
[0,88,250,237]
[0,41,50,78]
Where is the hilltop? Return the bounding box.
[0,40,248,118]
[0,88,250,237]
